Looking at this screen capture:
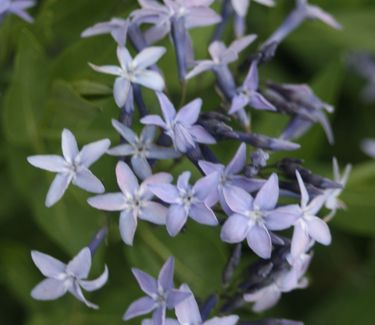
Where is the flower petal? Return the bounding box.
[73,168,105,193]
[149,183,179,204]
[291,221,310,259]
[229,93,249,114]
[114,77,131,108]
[131,155,152,180]
[133,46,166,70]
[124,296,156,320]
[265,205,301,230]
[306,216,331,245]
[66,247,91,279]
[133,70,165,91]
[189,203,218,226]
[223,185,253,214]
[156,92,176,123]
[116,161,139,195]
[204,316,240,325]
[78,139,110,167]
[107,144,135,156]
[244,61,259,91]
[45,173,72,207]
[88,63,122,76]
[220,214,249,243]
[244,285,281,312]
[226,143,246,175]
[79,265,109,292]
[140,201,168,225]
[166,289,191,309]
[132,268,158,296]
[31,278,67,301]
[87,193,126,211]
[167,204,189,236]
[296,170,309,208]
[189,125,216,144]
[112,119,137,144]
[61,129,79,163]
[175,98,202,125]
[117,46,132,70]
[247,224,272,259]
[119,210,138,246]
[175,284,202,324]
[31,251,66,278]
[253,173,279,211]
[194,172,219,202]
[27,155,66,173]
[158,256,174,291]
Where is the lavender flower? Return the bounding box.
[229,61,275,115]
[199,143,264,214]
[0,0,35,23]
[323,158,351,221]
[31,247,108,309]
[123,257,191,325]
[361,138,375,159]
[27,129,110,207]
[89,46,165,108]
[263,0,341,48]
[244,253,312,312]
[231,0,275,37]
[221,173,299,259]
[150,171,219,236]
[88,161,171,245]
[291,171,331,259]
[108,119,180,179]
[186,35,257,80]
[81,18,129,46]
[141,92,216,153]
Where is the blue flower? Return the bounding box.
[108,119,180,179]
[0,0,36,23]
[149,171,219,236]
[141,92,216,153]
[27,129,110,207]
[123,257,191,325]
[31,247,108,309]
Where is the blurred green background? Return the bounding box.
[1,0,375,324]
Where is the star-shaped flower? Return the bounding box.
[291,171,332,259]
[229,61,275,115]
[221,173,299,259]
[323,158,351,220]
[199,143,265,214]
[150,171,219,236]
[186,35,257,80]
[0,0,36,23]
[31,247,108,309]
[89,46,165,108]
[27,129,110,207]
[81,17,129,46]
[131,0,221,44]
[244,253,311,312]
[88,161,171,245]
[107,119,180,179]
[123,256,191,325]
[141,92,216,153]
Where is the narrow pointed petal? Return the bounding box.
[226,143,246,175]
[88,63,122,76]
[112,119,137,144]
[186,61,214,79]
[247,224,272,259]
[45,173,72,207]
[88,193,126,211]
[229,93,249,114]
[244,61,259,91]
[131,156,152,180]
[31,279,67,300]
[133,70,165,91]
[228,34,257,54]
[198,161,223,175]
[167,204,189,236]
[204,316,240,325]
[31,251,66,278]
[116,161,139,195]
[119,211,138,246]
[133,47,166,70]
[223,185,253,214]
[114,77,131,108]
[190,203,218,225]
[67,247,91,279]
[141,115,167,128]
[80,266,109,291]
[27,155,66,172]
[73,169,105,193]
[78,139,110,167]
[124,296,156,320]
[132,269,158,296]
[141,125,157,142]
[185,8,221,28]
[140,202,168,225]
[69,282,99,309]
[177,171,191,190]
[175,284,202,324]
[189,125,216,144]
[291,221,310,258]
[156,92,176,122]
[175,98,202,125]
[244,286,281,312]
[117,46,132,70]
[194,172,219,201]
[107,144,134,156]
[147,146,180,159]
[296,170,309,208]
[249,92,276,111]
[166,289,191,309]
[253,173,279,210]
[232,0,250,17]
[62,129,79,163]
[306,217,331,245]
[221,214,249,243]
[149,184,179,204]
[152,306,166,325]
[158,256,174,291]
[265,205,301,230]
[307,5,342,29]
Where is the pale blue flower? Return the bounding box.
[31,247,108,309]
[88,161,171,245]
[107,119,180,179]
[81,17,129,46]
[141,92,216,153]
[229,61,276,114]
[361,138,375,159]
[27,129,110,207]
[291,171,332,259]
[150,171,219,236]
[124,257,191,325]
[89,46,165,108]
[221,173,299,259]
[0,0,35,23]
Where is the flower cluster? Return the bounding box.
[25,1,352,324]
